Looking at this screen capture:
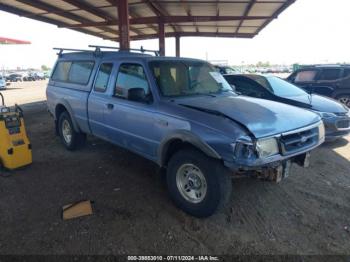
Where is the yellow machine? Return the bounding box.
[0,93,32,170]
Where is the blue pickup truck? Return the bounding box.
[47,48,325,217]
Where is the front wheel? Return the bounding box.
[337,94,350,108]
[166,148,232,218]
[58,111,86,150]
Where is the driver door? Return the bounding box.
[103,62,159,159]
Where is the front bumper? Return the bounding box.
[224,133,323,171]
[323,116,350,141]
[223,121,325,181]
[256,152,310,183]
[226,152,311,183]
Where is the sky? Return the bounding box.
[1,0,350,70]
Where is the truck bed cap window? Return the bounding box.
[52,61,94,85]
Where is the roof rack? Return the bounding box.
[88,45,160,56]
[54,45,160,57]
[53,47,99,57]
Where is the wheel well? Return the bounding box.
[55,104,67,120]
[55,104,67,134]
[162,139,207,167]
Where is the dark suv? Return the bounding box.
[287,65,350,108]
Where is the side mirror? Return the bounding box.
[128,87,147,102]
[230,84,236,92]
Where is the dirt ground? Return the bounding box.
[1,80,47,107]
[0,82,349,255]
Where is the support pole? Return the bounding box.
[175,35,180,57]
[118,0,130,50]
[158,22,165,56]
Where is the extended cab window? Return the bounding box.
[94,63,113,92]
[114,63,150,100]
[294,70,317,83]
[52,61,94,85]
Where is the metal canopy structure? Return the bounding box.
[0,0,295,55]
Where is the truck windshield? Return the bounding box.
[149,60,233,97]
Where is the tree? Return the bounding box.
[256,61,271,67]
[41,65,50,71]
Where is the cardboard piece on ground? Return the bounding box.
[62,200,93,220]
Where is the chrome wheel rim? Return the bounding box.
[62,119,72,144]
[338,97,350,108]
[176,164,207,204]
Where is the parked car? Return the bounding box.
[33,72,46,80]
[287,65,350,108]
[47,49,325,217]
[224,74,350,141]
[0,76,6,90]
[6,73,23,82]
[43,71,51,79]
[23,73,36,81]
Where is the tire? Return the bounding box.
[337,94,350,108]
[58,111,86,150]
[166,148,232,218]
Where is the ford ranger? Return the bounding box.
[46,47,325,217]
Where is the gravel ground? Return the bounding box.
[0,82,349,255]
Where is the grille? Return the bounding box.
[280,126,319,155]
[336,120,350,129]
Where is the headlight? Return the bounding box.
[233,137,257,160]
[234,136,279,160]
[318,112,336,118]
[318,122,325,141]
[256,138,279,158]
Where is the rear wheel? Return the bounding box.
[58,111,86,150]
[337,94,350,108]
[166,148,232,217]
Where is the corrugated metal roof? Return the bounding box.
[0,0,296,41]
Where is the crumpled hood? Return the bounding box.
[178,95,321,138]
[288,94,348,113]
